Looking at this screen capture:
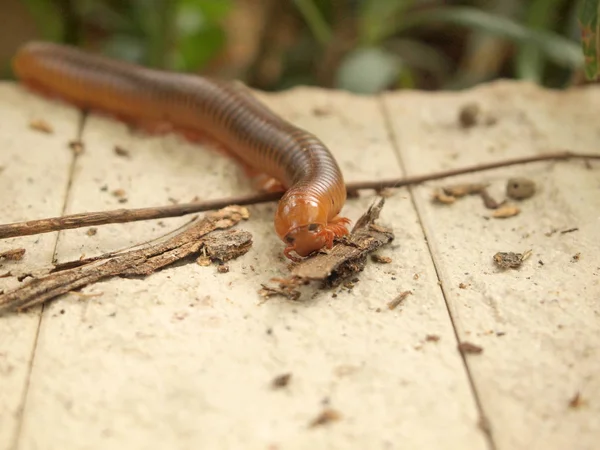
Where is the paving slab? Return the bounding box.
[4,84,486,450]
[382,80,600,450]
[0,84,78,448]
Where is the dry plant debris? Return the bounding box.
[387,290,412,310]
[0,248,26,261]
[433,182,488,205]
[458,342,483,355]
[309,408,342,428]
[259,198,394,300]
[0,206,251,315]
[371,254,392,264]
[560,227,579,234]
[29,119,53,134]
[492,204,520,219]
[442,183,488,197]
[480,189,502,209]
[493,250,532,270]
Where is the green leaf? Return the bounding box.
[173,26,226,71]
[179,0,232,21]
[172,0,232,71]
[292,0,332,45]
[578,0,600,80]
[516,0,569,82]
[400,7,583,69]
[335,47,402,94]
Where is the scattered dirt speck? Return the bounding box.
[309,408,342,428]
[458,102,480,128]
[68,140,85,154]
[114,145,131,158]
[271,373,292,389]
[568,392,585,409]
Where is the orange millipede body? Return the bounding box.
[12,42,350,259]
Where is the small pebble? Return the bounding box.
[506,177,536,200]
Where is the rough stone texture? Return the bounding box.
[0,79,598,450]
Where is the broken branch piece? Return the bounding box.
[0,206,251,315]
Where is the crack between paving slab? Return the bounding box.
[11,111,88,450]
[377,95,497,450]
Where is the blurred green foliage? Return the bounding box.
[14,0,600,92]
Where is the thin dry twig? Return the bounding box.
[0,206,251,315]
[0,151,597,240]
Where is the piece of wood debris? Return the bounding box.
[0,206,251,315]
[493,250,532,270]
[259,198,394,300]
[480,189,502,209]
[506,177,536,200]
[371,254,392,264]
[387,290,412,310]
[309,408,342,428]
[425,334,440,342]
[259,279,304,302]
[572,252,581,262]
[492,204,520,219]
[0,248,26,261]
[560,227,579,234]
[86,228,97,236]
[433,183,488,205]
[458,342,483,355]
[432,189,456,204]
[271,373,292,389]
[443,183,488,197]
[29,119,53,134]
